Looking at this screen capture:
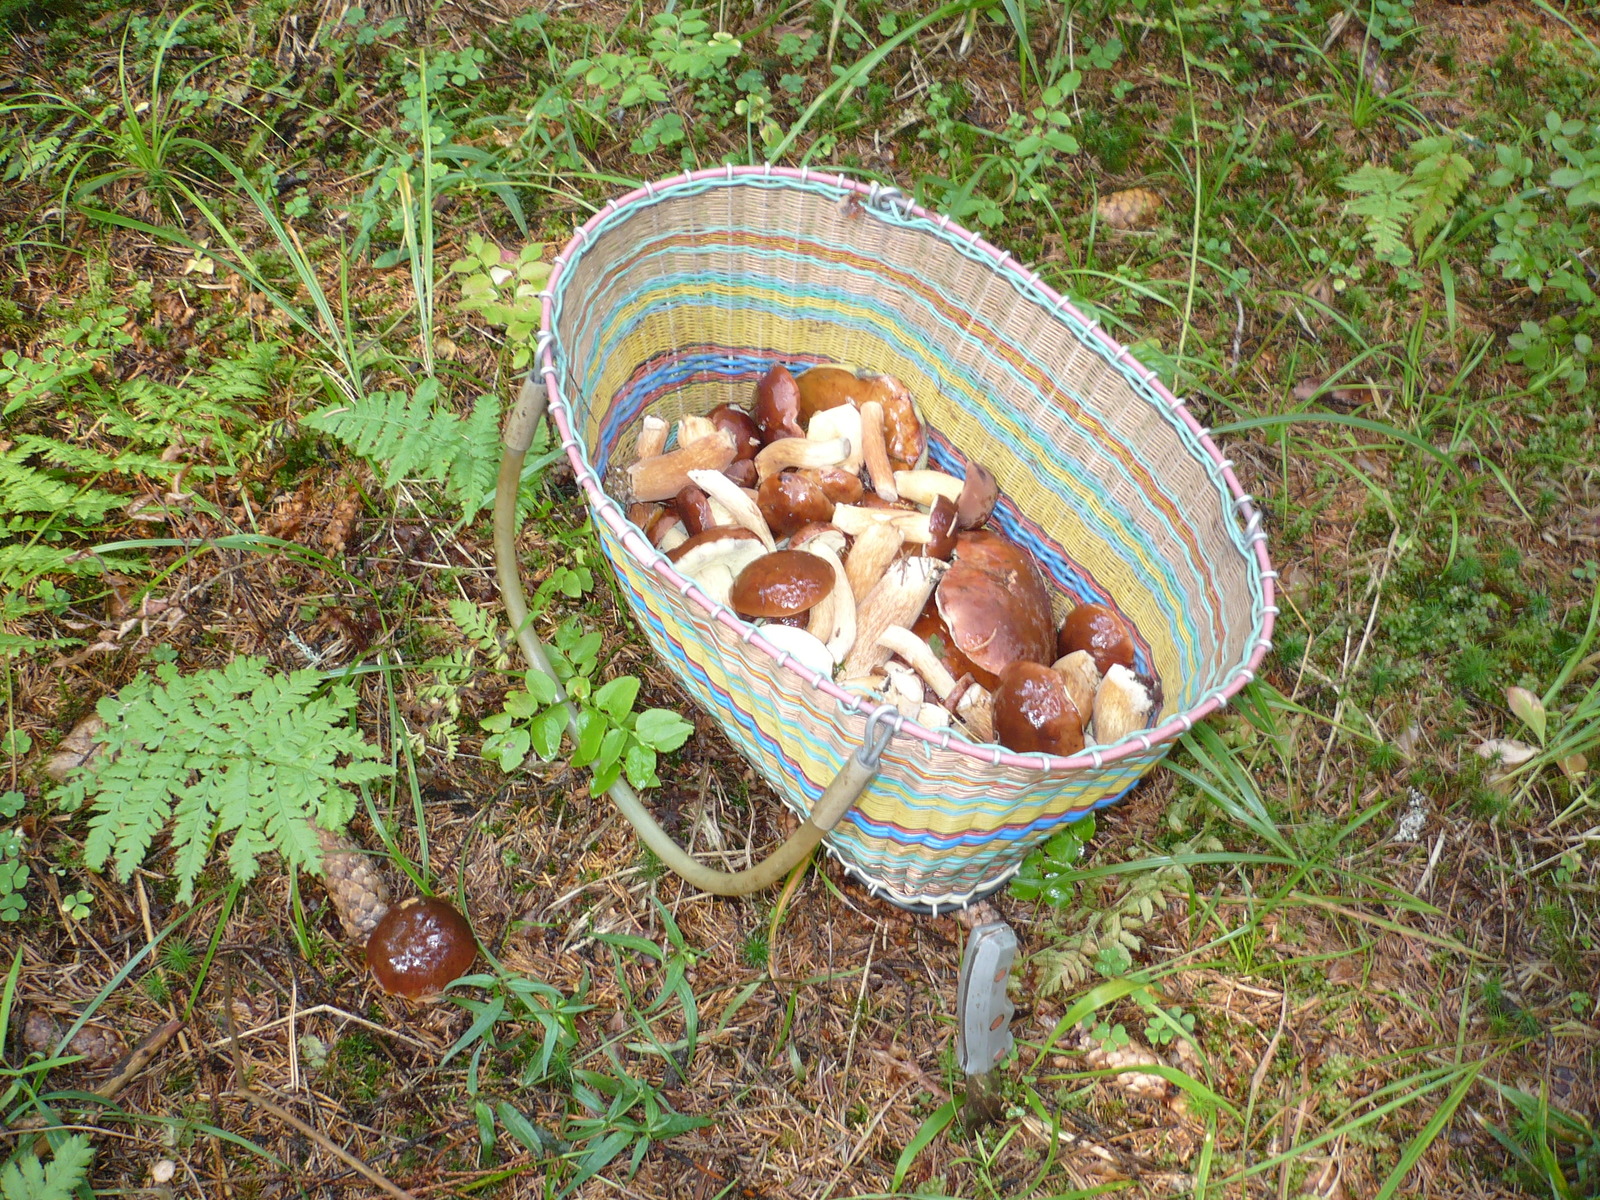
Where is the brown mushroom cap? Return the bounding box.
[955,462,999,530]
[758,470,834,539]
[912,602,995,691]
[795,365,868,424]
[798,466,865,506]
[708,403,763,462]
[935,531,1055,677]
[926,494,959,560]
[864,374,926,471]
[991,662,1085,756]
[753,365,804,444]
[674,484,714,536]
[1056,603,1136,675]
[729,550,835,618]
[723,458,758,489]
[364,896,477,1002]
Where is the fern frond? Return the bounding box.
[58,659,389,903]
[0,450,122,520]
[1404,145,1474,249]
[449,598,503,655]
[1339,164,1416,262]
[450,394,502,518]
[0,1133,94,1200]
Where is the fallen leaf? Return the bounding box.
[1559,753,1588,780]
[1095,187,1162,231]
[45,714,107,783]
[1474,738,1539,766]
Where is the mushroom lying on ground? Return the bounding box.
[364,896,478,1002]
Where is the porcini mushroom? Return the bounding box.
[729,550,835,621]
[754,434,852,482]
[806,404,865,474]
[666,526,767,608]
[756,623,836,678]
[936,531,1056,681]
[859,399,897,501]
[708,403,762,463]
[795,364,869,423]
[1093,663,1153,746]
[841,555,947,678]
[365,896,477,1002]
[1057,603,1136,675]
[1052,650,1101,721]
[954,462,999,529]
[753,364,804,443]
[876,624,959,700]
[687,468,775,549]
[991,662,1085,757]
[758,470,834,539]
[636,415,669,460]
[926,495,959,560]
[674,484,714,536]
[843,521,905,605]
[893,469,964,508]
[628,432,737,502]
[862,373,926,470]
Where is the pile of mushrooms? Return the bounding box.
[622,364,1155,756]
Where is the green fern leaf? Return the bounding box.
[1339,164,1417,263]
[0,1133,94,1200]
[1404,144,1474,249]
[449,394,503,518]
[58,659,389,903]
[0,450,122,521]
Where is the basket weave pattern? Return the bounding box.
[540,169,1275,910]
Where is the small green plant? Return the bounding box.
[54,657,390,903]
[1009,814,1096,906]
[303,378,503,520]
[0,792,27,922]
[1339,134,1474,264]
[479,616,694,796]
[448,234,552,373]
[1142,1004,1196,1047]
[0,1133,93,1200]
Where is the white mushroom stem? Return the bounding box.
[658,525,688,553]
[636,415,669,460]
[628,432,736,502]
[844,522,905,604]
[883,662,924,717]
[859,399,897,501]
[804,540,856,663]
[754,435,852,482]
[829,505,932,544]
[806,404,865,474]
[876,625,958,701]
[1053,651,1101,722]
[955,686,994,743]
[676,414,717,444]
[706,494,738,527]
[893,469,965,509]
[841,556,946,678]
[686,468,775,550]
[1093,663,1153,746]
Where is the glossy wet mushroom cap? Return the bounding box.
[729,550,835,619]
[955,462,999,530]
[364,896,477,1002]
[674,484,714,536]
[707,403,763,463]
[926,495,959,560]
[758,470,835,539]
[935,531,1056,678]
[912,602,994,691]
[752,365,804,444]
[1056,603,1136,675]
[991,661,1085,757]
[795,364,868,424]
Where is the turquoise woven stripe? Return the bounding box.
[562,266,1222,702]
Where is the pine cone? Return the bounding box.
[21,1009,61,1055]
[314,823,391,942]
[68,1024,125,1071]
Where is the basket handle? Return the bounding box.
[494,377,885,895]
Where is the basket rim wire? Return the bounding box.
[537,164,1277,773]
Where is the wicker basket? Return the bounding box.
[537,167,1276,912]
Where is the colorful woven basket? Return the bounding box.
[538,167,1276,912]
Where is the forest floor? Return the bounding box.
[2,0,1599,1196]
